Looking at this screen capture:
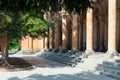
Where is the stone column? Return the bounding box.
[107,0,118,56]
[44,12,49,48]
[49,29,52,48]
[44,37,48,48]
[72,14,79,50]
[49,29,54,48]
[54,20,60,48]
[62,15,68,49]
[85,8,94,56]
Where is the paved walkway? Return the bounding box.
[0,52,116,80]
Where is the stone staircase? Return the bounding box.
[76,53,107,71]
[96,58,120,80]
[39,48,83,67]
[39,49,120,80]
[75,53,120,80]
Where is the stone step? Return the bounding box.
[44,51,82,60]
[102,61,115,66]
[48,55,81,63]
[40,50,83,67]
[44,56,76,67]
[115,59,120,63]
[54,53,78,59]
[76,53,120,80]
[39,52,54,57]
[99,68,120,80]
[96,60,120,80]
[100,67,120,74]
[48,53,81,60]
[102,61,120,67]
[102,73,120,80]
[99,64,120,71]
[76,63,98,71]
[76,54,107,71]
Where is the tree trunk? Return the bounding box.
[0,32,10,67]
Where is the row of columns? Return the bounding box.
[52,0,118,56]
[52,13,80,50]
[21,0,120,55]
[85,0,118,56]
[93,0,108,52]
[21,0,119,57]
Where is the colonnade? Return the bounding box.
[21,0,120,56]
[49,0,119,55]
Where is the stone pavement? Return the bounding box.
[21,56,115,80]
[0,51,115,80]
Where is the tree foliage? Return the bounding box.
[0,0,103,50]
[0,0,102,13]
[0,0,103,43]
[20,12,55,38]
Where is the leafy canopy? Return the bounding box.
[20,12,55,38]
[0,0,102,39]
[0,0,102,13]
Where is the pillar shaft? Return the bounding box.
[54,22,60,48]
[62,15,68,49]
[86,8,93,50]
[85,8,94,57]
[49,29,54,48]
[44,12,50,48]
[72,14,79,50]
[108,0,116,51]
[107,0,118,56]
[44,37,48,48]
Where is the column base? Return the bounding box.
[84,49,94,58]
[107,50,119,58]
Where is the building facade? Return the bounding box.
[21,0,120,55]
